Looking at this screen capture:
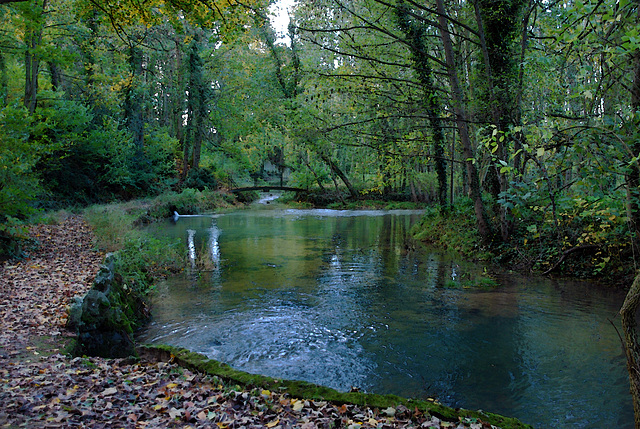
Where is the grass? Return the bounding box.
[83,188,237,253]
[411,198,493,261]
[326,200,425,210]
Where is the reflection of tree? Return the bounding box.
[184,221,222,280]
[187,229,196,270]
[448,309,519,414]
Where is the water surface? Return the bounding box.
[139,207,633,428]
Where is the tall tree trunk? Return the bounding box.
[435,0,492,243]
[48,61,62,92]
[300,151,326,192]
[82,9,98,103]
[396,2,447,208]
[191,129,202,170]
[125,45,144,150]
[185,38,208,173]
[474,0,527,242]
[170,38,185,178]
[0,53,7,107]
[24,0,46,114]
[620,273,640,429]
[624,4,640,407]
[473,0,502,203]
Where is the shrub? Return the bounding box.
[0,105,42,257]
[182,167,218,191]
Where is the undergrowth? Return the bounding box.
[83,189,238,283]
[411,198,492,261]
[411,196,635,283]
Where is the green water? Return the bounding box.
[139,206,633,428]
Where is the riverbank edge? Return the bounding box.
[407,199,635,287]
[137,344,533,429]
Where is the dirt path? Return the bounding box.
[0,216,500,428]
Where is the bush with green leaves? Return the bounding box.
[0,104,43,257]
[182,167,218,191]
[40,111,179,204]
[0,92,181,213]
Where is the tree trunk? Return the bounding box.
[125,45,144,149]
[301,152,326,192]
[24,0,46,114]
[48,61,62,92]
[192,130,202,169]
[319,152,358,199]
[396,3,447,208]
[82,9,98,102]
[185,39,208,173]
[620,272,640,429]
[0,53,7,107]
[435,0,492,243]
[24,47,39,113]
[474,0,527,242]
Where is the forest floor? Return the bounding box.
[0,216,506,429]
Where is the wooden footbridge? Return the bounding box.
[230,186,309,193]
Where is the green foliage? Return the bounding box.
[511,191,631,278]
[288,169,324,190]
[0,105,41,217]
[411,198,491,260]
[34,96,98,207]
[114,234,184,293]
[326,199,424,210]
[36,102,178,206]
[84,204,138,252]
[147,188,235,218]
[182,167,219,191]
[443,275,498,290]
[85,189,236,252]
[234,190,260,204]
[0,104,42,257]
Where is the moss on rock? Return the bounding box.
[68,253,148,358]
[138,344,533,429]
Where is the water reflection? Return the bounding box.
[182,219,221,277]
[140,209,633,428]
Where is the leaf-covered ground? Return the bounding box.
[0,216,502,428]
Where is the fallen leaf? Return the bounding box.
[292,399,304,412]
[102,387,118,396]
[383,406,396,417]
[168,407,182,419]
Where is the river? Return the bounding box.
[138,203,633,428]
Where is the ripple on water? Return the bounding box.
[145,303,377,392]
